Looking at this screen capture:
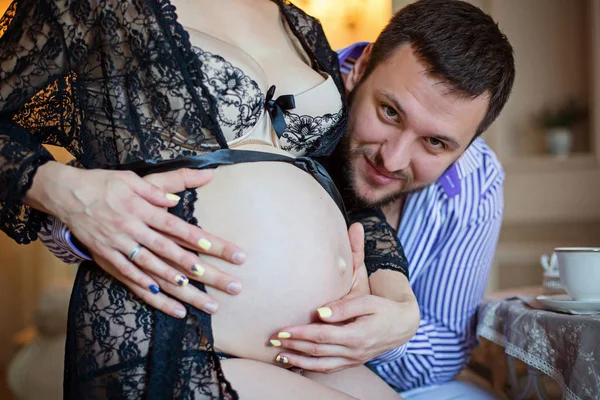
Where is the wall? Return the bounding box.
[488,0,600,224]
[295,0,392,49]
[491,0,591,158]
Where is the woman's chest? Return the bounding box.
[172,0,324,94]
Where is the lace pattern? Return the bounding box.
[280,110,343,153]
[349,208,409,278]
[64,187,238,399]
[192,48,264,139]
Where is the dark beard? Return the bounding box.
[332,134,418,210]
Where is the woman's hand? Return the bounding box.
[26,162,246,318]
[268,223,420,373]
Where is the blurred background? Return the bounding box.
[0,0,599,399]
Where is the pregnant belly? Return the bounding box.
[193,151,353,364]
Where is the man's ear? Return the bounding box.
[345,43,373,92]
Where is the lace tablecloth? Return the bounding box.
[477,298,600,400]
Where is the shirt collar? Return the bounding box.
[337,42,370,74]
[453,138,484,180]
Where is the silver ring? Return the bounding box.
[128,244,143,261]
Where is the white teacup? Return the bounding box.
[555,247,600,301]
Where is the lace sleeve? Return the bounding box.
[349,208,409,279]
[0,0,91,244]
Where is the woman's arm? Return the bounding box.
[0,0,68,243]
[0,0,245,319]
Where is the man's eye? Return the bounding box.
[427,137,445,149]
[382,105,398,119]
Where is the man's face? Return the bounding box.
[343,45,490,208]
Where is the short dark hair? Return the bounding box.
[363,0,515,137]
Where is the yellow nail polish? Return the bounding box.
[175,274,189,287]
[166,193,181,202]
[269,340,281,347]
[277,332,291,339]
[276,355,289,364]
[317,307,332,319]
[198,238,212,251]
[191,264,205,277]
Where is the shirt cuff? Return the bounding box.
[369,343,408,365]
[38,215,91,263]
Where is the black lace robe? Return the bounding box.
[0,0,408,398]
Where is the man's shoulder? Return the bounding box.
[437,137,504,199]
[457,137,504,181]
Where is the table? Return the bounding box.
[477,286,600,400]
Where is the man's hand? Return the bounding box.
[268,224,419,373]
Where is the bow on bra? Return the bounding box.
[264,84,295,137]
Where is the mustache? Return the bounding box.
[350,146,413,183]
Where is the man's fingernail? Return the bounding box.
[277,332,291,339]
[198,238,212,251]
[269,340,281,347]
[204,302,218,314]
[149,284,160,294]
[275,355,289,364]
[226,282,242,295]
[174,274,189,287]
[317,307,332,319]
[174,308,187,318]
[232,251,246,264]
[166,193,181,202]
[191,264,205,277]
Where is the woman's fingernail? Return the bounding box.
[191,264,205,277]
[204,302,218,313]
[226,282,242,295]
[317,307,332,319]
[232,251,246,264]
[175,274,189,286]
[166,193,181,202]
[269,340,281,347]
[198,238,212,251]
[149,284,160,294]
[277,332,291,339]
[174,308,187,318]
[275,355,289,364]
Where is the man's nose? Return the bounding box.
[381,133,412,172]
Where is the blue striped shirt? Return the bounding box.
[338,43,505,391]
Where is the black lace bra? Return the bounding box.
[188,30,344,156]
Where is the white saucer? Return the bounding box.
[536,294,600,314]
